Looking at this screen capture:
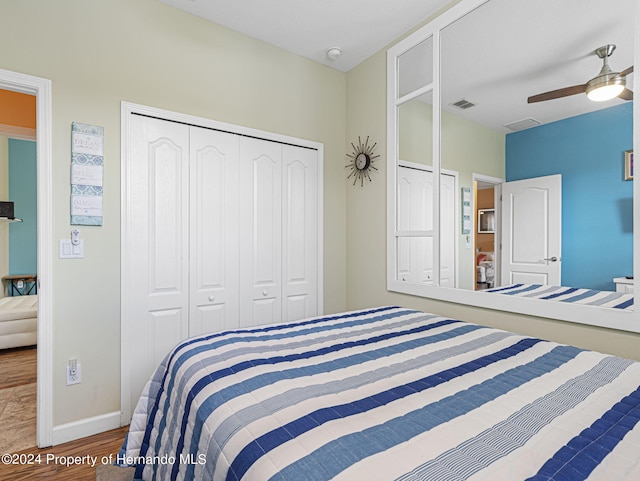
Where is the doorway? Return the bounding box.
[472,174,503,291]
[0,89,37,453]
[0,68,53,448]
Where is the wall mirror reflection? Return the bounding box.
[477,209,495,234]
[387,0,637,330]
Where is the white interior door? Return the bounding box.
[126,114,190,409]
[239,137,283,326]
[282,145,318,322]
[501,174,562,285]
[189,127,240,337]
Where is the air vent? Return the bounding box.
[450,99,476,110]
[504,118,542,131]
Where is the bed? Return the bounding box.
[486,283,634,310]
[0,295,37,350]
[121,306,640,481]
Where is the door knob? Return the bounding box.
[208,296,215,302]
[544,256,559,262]
[262,290,268,296]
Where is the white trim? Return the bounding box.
[120,101,324,423]
[52,411,121,446]
[386,0,640,333]
[0,123,36,141]
[316,144,324,316]
[120,102,323,151]
[119,104,133,425]
[386,48,399,302]
[0,68,53,447]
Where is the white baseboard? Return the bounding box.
[52,411,123,446]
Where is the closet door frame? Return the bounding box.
[120,101,324,423]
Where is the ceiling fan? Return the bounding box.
[528,44,633,104]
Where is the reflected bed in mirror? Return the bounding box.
[485,283,633,310]
[386,0,638,333]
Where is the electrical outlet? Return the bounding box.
[66,359,81,385]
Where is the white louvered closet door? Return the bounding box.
[189,126,240,337]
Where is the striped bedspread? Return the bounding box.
[486,283,634,310]
[121,306,640,481]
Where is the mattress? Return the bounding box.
[121,306,640,481]
[0,295,38,322]
[486,283,634,309]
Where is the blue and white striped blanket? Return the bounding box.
[487,283,634,310]
[122,306,640,480]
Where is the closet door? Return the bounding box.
[126,114,190,406]
[239,138,283,326]
[282,145,318,321]
[439,173,456,287]
[396,165,434,284]
[189,127,240,336]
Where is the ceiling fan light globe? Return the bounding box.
[586,73,626,101]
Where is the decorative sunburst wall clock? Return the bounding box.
[346,136,379,186]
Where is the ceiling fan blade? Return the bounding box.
[527,84,586,103]
[618,88,634,101]
[619,65,634,77]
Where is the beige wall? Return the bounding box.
[0,0,347,426]
[345,38,640,362]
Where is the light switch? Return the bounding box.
[59,239,84,259]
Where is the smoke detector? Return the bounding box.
[326,48,342,61]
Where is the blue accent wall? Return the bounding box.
[506,103,633,291]
[8,139,37,276]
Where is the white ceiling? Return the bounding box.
[159,0,451,71]
[161,0,634,133]
[438,0,634,132]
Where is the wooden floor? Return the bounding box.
[0,345,37,390]
[0,426,130,480]
[0,346,37,454]
[0,346,130,480]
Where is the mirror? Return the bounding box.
[398,37,433,98]
[387,0,638,331]
[439,0,633,294]
[397,93,435,284]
